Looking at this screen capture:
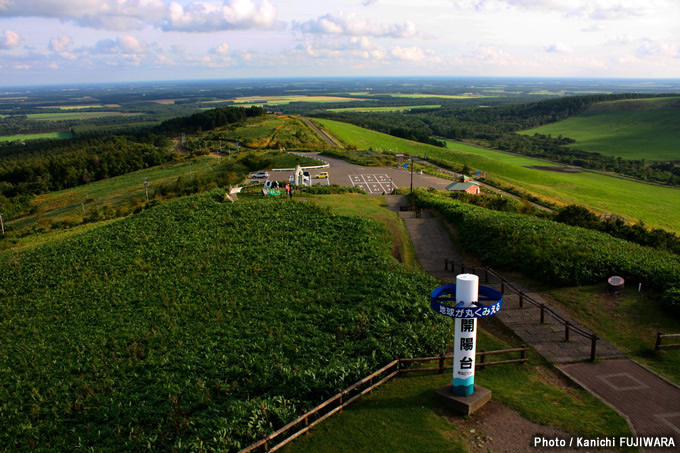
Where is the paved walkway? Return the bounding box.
[388,194,680,441]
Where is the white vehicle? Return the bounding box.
[288,175,310,184]
[251,171,269,179]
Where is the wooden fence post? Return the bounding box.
[438,354,444,374]
[479,350,486,368]
[590,335,598,361]
[519,292,524,308]
[484,268,489,283]
[501,281,505,294]
[444,259,448,271]
[461,264,466,274]
[565,322,570,341]
[655,332,663,350]
[521,345,527,361]
[540,304,545,324]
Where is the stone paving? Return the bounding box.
[387,195,680,440]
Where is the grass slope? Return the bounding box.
[0,192,447,450]
[316,118,680,231]
[520,97,680,161]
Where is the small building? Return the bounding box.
[446,181,481,195]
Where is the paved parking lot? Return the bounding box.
[268,153,451,193]
[349,174,397,194]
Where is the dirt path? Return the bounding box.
[299,117,342,148]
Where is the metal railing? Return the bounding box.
[444,259,599,361]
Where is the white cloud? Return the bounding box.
[48,35,76,60]
[451,0,668,20]
[0,29,20,49]
[0,0,166,30]
[463,44,513,66]
[636,38,679,58]
[294,12,418,39]
[581,24,604,32]
[362,0,379,5]
[161,0,278,32]
[391,46,425,61]
[0,0,278,32]
[210,42,231,56]
[545,42,573,53]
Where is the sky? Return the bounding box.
[0,0,679,86]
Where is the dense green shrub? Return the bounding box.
[414,190,680,313]
[0,191,446,450]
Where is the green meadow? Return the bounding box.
[6,157,218,230]
[520,97,680,161]
[0,131,73,142]
[316,118,680,231]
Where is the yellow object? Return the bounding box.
[316,172,329,179]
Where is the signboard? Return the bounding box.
[430,274,503,397]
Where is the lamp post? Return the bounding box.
[410,155,414,194]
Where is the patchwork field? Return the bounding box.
[316,118,680,231]
[25,112,142,121]
[37,104,111,110]
[520,97,680,161]
[328,105,441,113]
[232,95,371,105]
[0,131,74,142]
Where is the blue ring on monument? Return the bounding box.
[430,284,503,318]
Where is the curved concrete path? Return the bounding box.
[388,194,680,442]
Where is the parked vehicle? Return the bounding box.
[315,172,329,179]
[251,171,269,179]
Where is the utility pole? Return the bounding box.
[144,177,149,202]
[0,212,4,235]
[410,155,414,194]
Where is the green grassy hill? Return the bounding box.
[0,192,447,450]
[519,97,680,161]
[316,118,680,232]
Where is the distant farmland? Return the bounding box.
[328,105,441,113]
[25,112,142,121]
[520,97,680,161]
[231,95,371,105]
[0,131,73,142]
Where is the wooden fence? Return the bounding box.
[239,347,527,452]
[444,259,600,361]
[655,332,680,350]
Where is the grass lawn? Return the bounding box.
[283,326,631,452]
[0,131,73,142]
[304,194,418,270]
[520,97,680,161]
[327,105,441,113]
[316,118,680,232]
[548,284,680,386]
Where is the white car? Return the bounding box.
[251,171,269,179]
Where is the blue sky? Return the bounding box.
[0,0,679,86]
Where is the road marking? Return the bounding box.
[348,174,395,194]
[596,373,649,391]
